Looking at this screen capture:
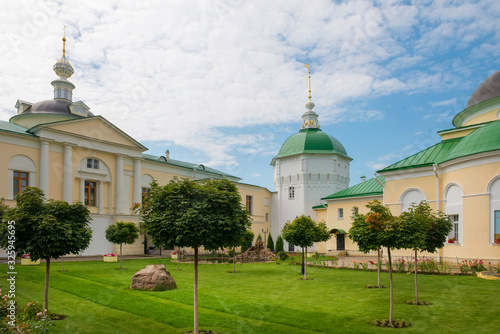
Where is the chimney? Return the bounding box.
[360,175,366,182]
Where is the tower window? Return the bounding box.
[338,208,344,219]
[289,186,295,200]
[13,171,29,197]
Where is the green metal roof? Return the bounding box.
[322,176,385,200]
[0,121,35,136]
[313,203,328,209]
[142,153,240,180]
[379,138,462,173]
[379,120,500,172]
[271,128,351,163]
[440,120,500,163]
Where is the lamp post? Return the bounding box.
[262,228,269,249]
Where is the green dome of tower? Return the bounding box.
[272,128,351,163]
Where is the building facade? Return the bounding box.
[0,38,271,257]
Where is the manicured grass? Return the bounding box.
[2,259,499,333]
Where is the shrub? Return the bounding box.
[267,234,274,252]
[277,251,289,261]
[275,235,284,253]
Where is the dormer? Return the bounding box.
[68,101,90,117]
[15,100,33,115]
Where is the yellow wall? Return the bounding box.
[236,184,272,243]
[463,108,500,127]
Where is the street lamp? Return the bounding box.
[262,228,269,249]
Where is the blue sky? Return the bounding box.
[1,0,499,191]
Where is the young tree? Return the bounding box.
[105,222,140,270]
[399,202,452,304]
[138,178,250,334]
[0,188,92,311]
[363,200,405,325]
[240,229,254,253]
[275,235,284,253]
[267,233,275,252]
[281,215,331,280]
[349,202,385,287]
[256,233,263,241]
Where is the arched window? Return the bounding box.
[400,188,426,212]
[444,183,463,244]
[488,176,500,244]
[8,155,37,199]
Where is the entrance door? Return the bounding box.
[336,234,345,251]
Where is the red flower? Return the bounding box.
[104,253,116,257]
[173,252,178,255]
[21,254,31,259]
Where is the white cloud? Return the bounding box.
[0,0,498,175]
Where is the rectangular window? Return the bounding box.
[246,195,253,214]
[142,187,151,204]
[352,207,359,215]
[84,181,97,206]
[494,210,500,242]
[265,213,269,222]
[264,197,269,206]
[86,158,99,169]
[338,208,344,219]
[289,186,295,200]
[13,171,29,197]
[449,215,459,242]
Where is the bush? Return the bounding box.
[267,234,274,252]
[277,251,289,261]
[275,235,284,253]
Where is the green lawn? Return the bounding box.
[1,259,499,333]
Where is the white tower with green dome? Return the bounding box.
[271,65,352,251]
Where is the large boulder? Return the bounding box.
[130,264,177,291]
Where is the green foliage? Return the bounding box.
[256,233,263,241]
[277,251,289,261]
[398,201,452,253]
[0,187,92,261]
[267,234,274,251]
[105,222,140,246]
[275,235,284,253]
[240,229,255,252]
[281,215,331,249]
[139,178,251,250]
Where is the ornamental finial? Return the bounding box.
[62,25,66,56]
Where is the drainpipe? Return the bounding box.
[373,172,385,188]
[433,164,440,263]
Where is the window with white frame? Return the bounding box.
[494,210,500,244]
[338,208,344,219]
[289,186,295,200]
[448,215,459,243]
[352,206,359,215]
[265,213,269,222]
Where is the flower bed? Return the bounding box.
[103,253,117,262]
[21,255,40,266]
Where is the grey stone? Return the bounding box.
[130,264,177,291]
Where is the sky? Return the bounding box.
[1,0,499,191]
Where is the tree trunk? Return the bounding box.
[301,248,305,276]
[120,244,123,270]
[44,258,50,311]
[177,247,181,271]
[232,247,236,273]
[387,248,393,324]
[194,246,199,334]
[414,249,419,304]
[377,248,381,287]
[61,255,65,272]
[304,247,308,280]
